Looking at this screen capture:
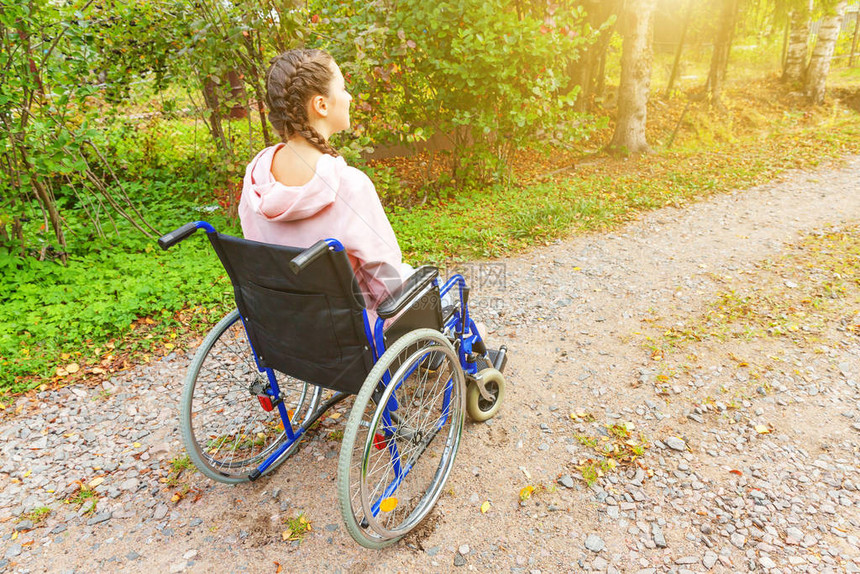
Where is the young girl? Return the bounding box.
[238,48,405,320]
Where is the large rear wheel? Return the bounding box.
[337,329,465,548]
[180,309,318,483]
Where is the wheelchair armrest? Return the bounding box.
[377,266,439,320]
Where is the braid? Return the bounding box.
[265,50,340,157]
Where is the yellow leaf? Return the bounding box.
[92,367,106,375]
[281,529,292,541]
[480,501,491,514]
[11,531,17,541]
[380,497,398,512]
[60,353,70,360]
[755,425,771,434]
[164,343,175,350]
[89,476,104,488]
[145,318,155,325]
[171,493,181,503]
[23,470,31,478]
[66,363,80,374]
[0,403,5,410]
[133,442,142,448]
[55,367,68,377]
[519,485,535,501]
[329,412,341,420]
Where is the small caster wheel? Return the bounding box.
[466,368,505,422]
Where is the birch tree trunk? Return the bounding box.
[706,0,739,110]
[608,0,656,155]
[805,1,847,104]
[783,2,813,84]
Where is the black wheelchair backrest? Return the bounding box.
[207,233,374,394]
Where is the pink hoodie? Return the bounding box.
[238,144,404,321]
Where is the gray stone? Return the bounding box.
[14,519,34,531]
[558,475,575,489]
[453,553,466,567]
[759,556,776,569]
[585,534,605,552]
[665,437,687,451]
[4,544,22,559]
[127,552,140,561]
[592,556,609,570]
[675,556,699,565]
[87,512,112,526]
[730,533,746,548]
[703,551,718,569]
[52,524,67,534]
[153,504,169,520]
[786,526,803,545]
[652,524,667,548]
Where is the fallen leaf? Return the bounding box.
[754,425,771,434]
[133,442,142,448]
[274,562,282,574]
[171,493,182,503]
[88,476,104,488]
[519,485,535,501]
[22,470,31,478]
[480,501,491,513]
[11,531,18,541]
[65,363,80,374]
[329,412,341,420]
[281,529,292,541]
[55,367,68,377]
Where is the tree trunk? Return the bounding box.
[665,0,693,96]
[202,76,229,151]
[783,3,812,84]
[805,1,848,105]
[608,0,656,155]
[850,7,859,67]
[706,0,739,111]
[572,0,617,112]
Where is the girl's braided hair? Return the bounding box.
[265,49,340,157]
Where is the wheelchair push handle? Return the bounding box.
[289,239,332,275]
[157,221,216,250]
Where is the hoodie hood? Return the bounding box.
[243,144,345,222]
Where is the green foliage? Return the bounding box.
[0,181,236,393]
[317,0,599,186]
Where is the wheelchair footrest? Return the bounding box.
[477,346,507,374]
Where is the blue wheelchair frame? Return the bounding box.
[184,222,488,501]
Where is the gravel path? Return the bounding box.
[1,156,859,573]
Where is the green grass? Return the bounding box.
[20,506,52,525]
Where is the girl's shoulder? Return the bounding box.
[332,156,375,193]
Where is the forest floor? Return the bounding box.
[1,152,859,573]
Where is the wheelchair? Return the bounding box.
[158,221,507,548]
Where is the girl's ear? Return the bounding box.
[310,94,328,118]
